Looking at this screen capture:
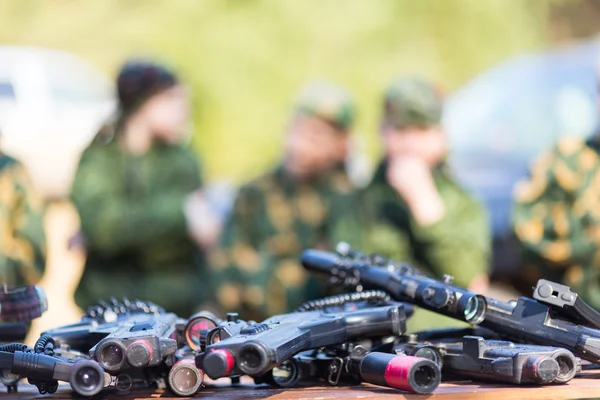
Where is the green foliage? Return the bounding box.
[0,0,557,181]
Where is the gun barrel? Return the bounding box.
[359,353,440,394]
[521,355,560,384]
[168,359,204,397]
[201,349,235,379]
[68,360,106,396]
[301,249,341,275]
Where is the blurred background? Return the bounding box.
[2,0,600,336]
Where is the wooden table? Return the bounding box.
[8,370,600,400]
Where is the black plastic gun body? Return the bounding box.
[482,297,600,363]
[43,299,172,354]
[396,336,579,385]
[196,304,407,379]
[89,312,182,373]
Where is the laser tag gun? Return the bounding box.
[481,280,600,364]
[265,343,441,394]
[0,285,48,342]
[89,311,182,374]
[302,244,600,365]
[42,299,197,396]
[0,342,105,396]
[196,302,408,380]
[395,336,580,385]
[191,291,403,353]
[43,298,170,354]
[300,245,487,325]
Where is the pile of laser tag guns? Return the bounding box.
[3,241,600,397]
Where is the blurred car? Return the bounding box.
[444,38,600,280]
[0,46,115,199]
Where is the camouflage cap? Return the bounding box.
[294,81,354,131]
[383,77,444,129]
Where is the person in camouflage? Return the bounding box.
[513,135,600,310]
[328,77,491,330]
[210,81,355,321]
[71,60,207,317]
[0,152,45,285]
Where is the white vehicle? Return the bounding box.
[0,46,116,199]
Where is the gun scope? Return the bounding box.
[185,312,219,351]
[301,249,487,324]
[460,294,486,325]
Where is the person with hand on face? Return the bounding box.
[329,77,491,329]
[210,81,355,321]
[71,60,208,317]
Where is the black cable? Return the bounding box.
[295,290,391,312]
[34,334,55,356]
[0,343,29,353]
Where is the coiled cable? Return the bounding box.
[296,290,391,312]
[33,334,55,356]
[0,342,29,353]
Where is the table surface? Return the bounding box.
[7,370,600,400]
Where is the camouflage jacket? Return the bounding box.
[210,164,353,321]
[0,154,46,285]
[513,136,600,310]
[328,160,491,330]
[71,141,205,317]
